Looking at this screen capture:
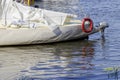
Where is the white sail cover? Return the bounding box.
[0,0,76,27]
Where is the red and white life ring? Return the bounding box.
[81,18,93,33]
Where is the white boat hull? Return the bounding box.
[0,22,107,46]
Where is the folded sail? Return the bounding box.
[0,0,77,27]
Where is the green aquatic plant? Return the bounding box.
[104,66,120,80]
[104,67,114,71]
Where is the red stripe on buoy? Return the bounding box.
[81,18,93,33]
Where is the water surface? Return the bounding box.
[0,0,120,80]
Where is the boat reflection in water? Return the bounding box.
[18,40,120,80]
[17,40,95,80]
[0,39,119,80]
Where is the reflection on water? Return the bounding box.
[0,38,119,80]
[18,40,95,80]
[0,40,96,80]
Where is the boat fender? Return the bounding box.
[81,18,93,33]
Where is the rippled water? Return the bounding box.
[0,0,120,80]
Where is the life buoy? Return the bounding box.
[81,18,93,33]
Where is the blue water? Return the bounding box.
[0,0,120,80]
